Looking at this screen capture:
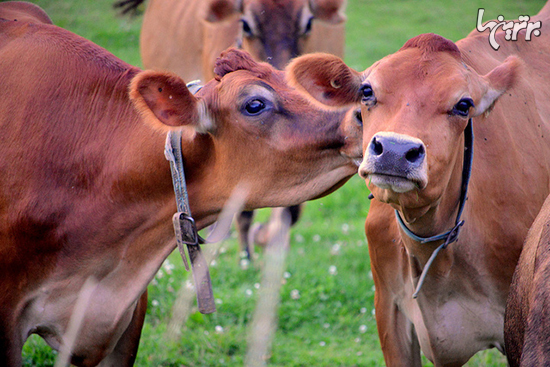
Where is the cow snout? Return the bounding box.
[359,132,428,193]
[369,135,425,166]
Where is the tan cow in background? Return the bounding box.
[287,2,550,365]
[126,0,347,81]
[116,0,348,257]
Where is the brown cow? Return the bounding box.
[116,0,348,258]
[287,3,550,366]
[0,8,361,367]
[505,194,550,366]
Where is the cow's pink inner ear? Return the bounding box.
[206,0,236,22]
[310,0,347,24]
[129,70,200,128]
[286,53,362,107]
[473,56,523,116]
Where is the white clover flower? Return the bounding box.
[323,323,330,329]
[328,265,338,276]
[319,341,326,347]
[245,289,253,297]
[290,289,300,300]
[151,299,159,307]
[359,325,368,333]
[330,244,341,255]
[240,258,250,270]
[215,325,224,334]
[295,234,304,243]
[254,283,260,289]
[341,223,349,233]
[163,259,175,274]
[360,307,367,314]
[215,298,223,305]
[283,271,292,279]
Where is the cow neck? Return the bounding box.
[396,118,474,298]
[165,128,216,314]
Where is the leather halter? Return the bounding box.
[370,118,474,299]
[164,82,216,314]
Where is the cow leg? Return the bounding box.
[249,205,303,246]
[96,291,148,367]
[375,295,422,367]
[236,210,255,259]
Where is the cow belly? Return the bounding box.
[409,296,505,365]
[20,267,156,363]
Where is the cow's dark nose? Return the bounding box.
[368,134,426,171]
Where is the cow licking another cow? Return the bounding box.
[116,0,348,259]
[0,3,362,365]
[287,2,550,366]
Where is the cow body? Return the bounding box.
[505,194,550,366]
[287,3,550,365]
[0,6,361,366]
[360,11,550,367]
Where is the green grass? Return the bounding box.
[18,0,546,366]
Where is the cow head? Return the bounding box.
[287,34,520,223]
[203,0,346,71]
[130,48,361,218]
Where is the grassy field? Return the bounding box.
[16,0,546,366]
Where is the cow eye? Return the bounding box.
[451,98,474,117]
[303,16,313,35]
[361,84,376,105]
[241,19,253,37]
[243,99,266,115]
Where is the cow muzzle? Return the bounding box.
[359,132,428,193]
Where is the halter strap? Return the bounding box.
[165,127,216,314]
[394,118,474,298]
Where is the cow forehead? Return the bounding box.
[367,48,471,110]
[200,69,304,109]
[244,0,308,28]
[245,0,308,13]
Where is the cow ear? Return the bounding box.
[309,0,347,24]
[129,70,213,133]
[473,56,522,117]
[286,53,362,107]
[206,0,238,22]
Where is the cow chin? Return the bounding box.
[368,173,419,193]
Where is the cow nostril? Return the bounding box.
[371,137,383,156]
[405,145,425,163]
